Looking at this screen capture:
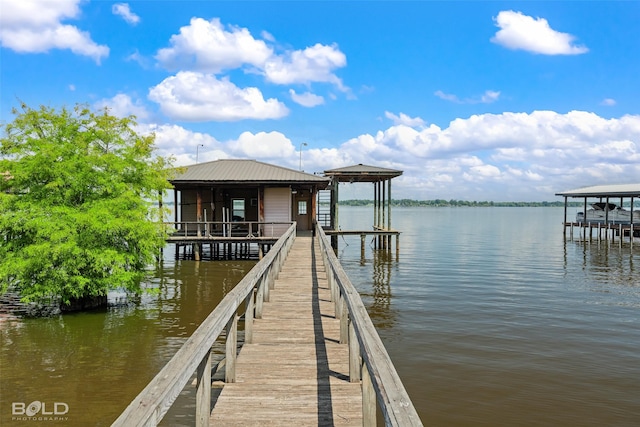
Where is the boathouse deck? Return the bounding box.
[210,233,363,425]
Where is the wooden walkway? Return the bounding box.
[210,234,363,426]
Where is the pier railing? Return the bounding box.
[164,220,293,238]
[316,223,423,426]
[111,223,297,427]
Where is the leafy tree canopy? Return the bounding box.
[0,103,174,304]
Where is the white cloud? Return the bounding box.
[435,90,501,104]
[434,90,461,103]
[148,71,289,122]
[480,90,501,103]
[311,111,640,201]
[601,98,616,106]
[228,131,295,159]
[94,94,150,121]
[385,111,425,127]
[289,89,325,107]
[0,0,109,63]
[125,50,151,68]
[137,110,640,201]
[263,43,347,89]
[138,123,226,165]
[156,17,273,73]
[491,10,588,55]
[112,3,140,25]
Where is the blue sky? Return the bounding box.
[2,1,640,201]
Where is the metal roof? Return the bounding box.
[556,184,640,198]
[323,163,403,183]
[170,159,329,185]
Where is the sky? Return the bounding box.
[1,0,640,201]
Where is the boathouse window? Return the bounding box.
[298,200,307,215]
[232,198,245,221]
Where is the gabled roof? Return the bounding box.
[170,159,329,186]
[556,184,640,198]
[324,163,403,183]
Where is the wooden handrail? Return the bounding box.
[162,221,294,238]
[111,223,297,427]
[316,223,423,426]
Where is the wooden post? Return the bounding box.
[373,181,378,235]
[583,197,587,240]
[256,276,265,319]
[619,224,623,248]
[264,267,271,302]
[388,178,392,250]
[225,315,238,383]
[196,349,212,427]
[563,196,568,236]
[245,289,255,344]
[362,362,376,426]
[349,320,361,382]
[340,297,348,344]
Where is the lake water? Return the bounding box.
[1,206,639,426]
[338,206,640,426]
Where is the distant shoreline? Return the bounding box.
[338,199,581,207]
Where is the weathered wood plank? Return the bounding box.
[210,236,363,426]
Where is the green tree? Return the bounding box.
[0,103,174,305]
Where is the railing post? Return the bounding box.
[196,348,212,427]
[256,275,265,318]
[225,314,238,383]
[362,361,376,426]
[340,297,348,344]
[264,267,272,301]
[349,320,361,382]
[245,289,255,344]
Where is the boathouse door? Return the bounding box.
[293,191,312,231]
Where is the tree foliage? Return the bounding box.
[0,103,174,304]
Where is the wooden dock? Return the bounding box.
[210,234,363,425]
[113,223,421,427]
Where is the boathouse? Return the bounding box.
[556,183,640,240]
[169,159,329,237]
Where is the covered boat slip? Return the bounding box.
[556,183,640,242]
[323,164,402,251]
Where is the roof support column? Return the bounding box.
[563,196,567,236]
[373,181,378,230]
[583,197,587,240]
[380,181,387,228]
[174,188,179,224]
[387,178,392,232]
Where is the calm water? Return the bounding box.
[338,206,640,426]
[0,260,255,426]
[1,207,640,426]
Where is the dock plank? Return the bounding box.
[210,235,363,426]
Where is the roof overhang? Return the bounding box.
[556,184,640,198]
[324,164,403,183]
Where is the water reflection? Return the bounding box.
[338,241,398,330]
[0,259,254,426]
[563,238,640,307]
